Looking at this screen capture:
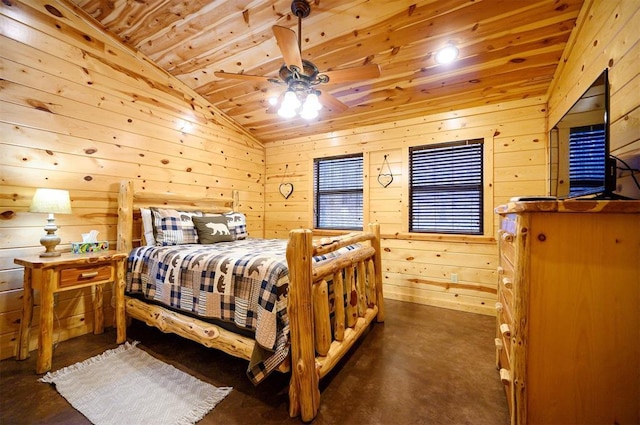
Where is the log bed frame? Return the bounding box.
[116,180,384,422]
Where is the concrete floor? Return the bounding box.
[1,299,509,424]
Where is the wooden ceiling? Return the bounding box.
[69,0,585,143]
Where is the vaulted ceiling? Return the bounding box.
[70,0,586,143]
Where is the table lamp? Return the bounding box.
[29,188,72,257]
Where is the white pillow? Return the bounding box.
[140,207,155,246]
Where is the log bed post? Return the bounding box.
[286,229,320,422]
[117,180,134,252]
[369,222,385,322]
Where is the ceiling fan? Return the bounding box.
[214,0,381,119]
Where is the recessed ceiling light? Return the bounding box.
[435,45,459,64]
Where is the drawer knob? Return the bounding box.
[494,337,503,350]
[501,232,514,243]
[500,323,511,337]
[502,277,513,289]
[495,302,503,312]
[497,266,504,275]
[80,271,99,279]
[499,368,511,384]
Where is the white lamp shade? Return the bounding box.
[300,107,319,120]
[305,92,322,111]
[278,105,297,118]
[30,188,72,214]
[276,89,324,119]
[282,91,301,110]
[300,91,322,120]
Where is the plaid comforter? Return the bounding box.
[126,238,359,384]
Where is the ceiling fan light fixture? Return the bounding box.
[278,104,297,118]
[305,92,322,111]
[277,85,324,119]
[218,0,379,122]
[435,45,459,64]
[300,93,321,120]
[282,90,301,109]
[278,90,300,117]
[300,106,319,120]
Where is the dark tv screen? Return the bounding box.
[550,69,619,199]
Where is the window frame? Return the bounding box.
[313,153,364,231]
[408,139,485,236]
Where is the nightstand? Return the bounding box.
[14,251,128,373]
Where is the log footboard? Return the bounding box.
[287,223,384,421]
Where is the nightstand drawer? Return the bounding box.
[60,265,113,288]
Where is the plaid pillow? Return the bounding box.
[150,208,202,246]
[224,212,248,240]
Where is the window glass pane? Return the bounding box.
[410,140,483,235]
[314,155,363,230]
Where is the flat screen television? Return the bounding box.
[549,68,623,199]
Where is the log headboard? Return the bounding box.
[116,180,239,252]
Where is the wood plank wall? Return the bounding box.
[265,99,548,315]
[0,0,265,360]
[264,0,640,314]
[548,0,640,198]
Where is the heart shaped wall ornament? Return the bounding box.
[377,174,393,188]
[279,183,294,199]
[377,154,394,188]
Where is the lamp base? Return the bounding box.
[40,217,62,257]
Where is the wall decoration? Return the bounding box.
[377,155,394,188]
[279,164,294,199]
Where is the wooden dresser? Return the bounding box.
[495,199,640,425]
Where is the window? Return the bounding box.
[410,139,483,235]
[569,124,605,196]
[314,154,363,230]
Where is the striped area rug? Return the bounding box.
[40,341,232,425]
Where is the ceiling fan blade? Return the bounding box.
[214,71,273,82]
[318,91,349,113]
[321,64,381,84]
[273,25,304,71]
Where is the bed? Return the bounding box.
[116,180,384,421]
